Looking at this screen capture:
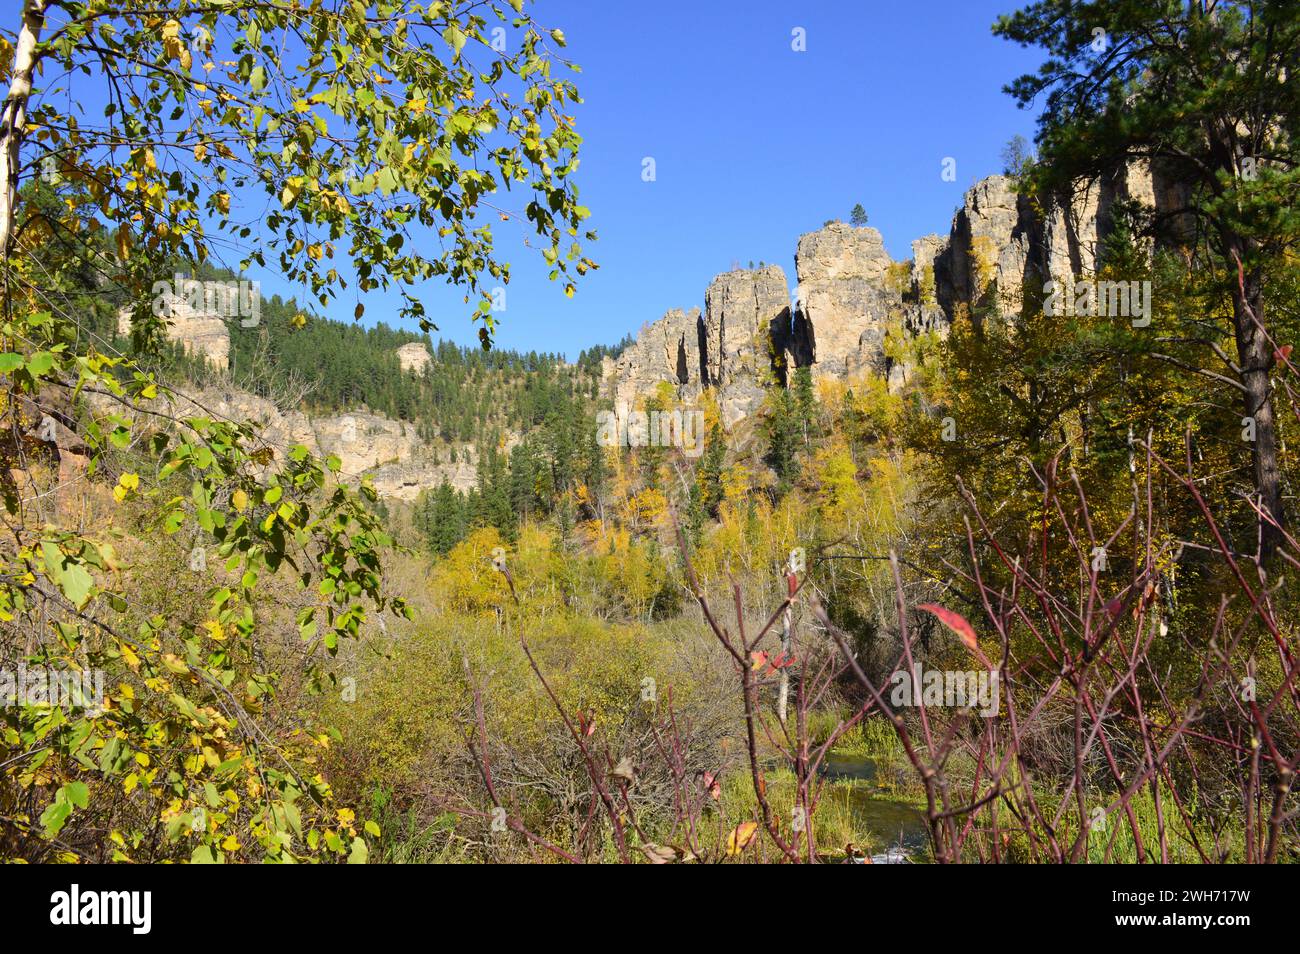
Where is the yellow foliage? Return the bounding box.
[429,526,514,615]
[721,463,751,502]
[812,441,864,524]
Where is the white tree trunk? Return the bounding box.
[0,0,47,258]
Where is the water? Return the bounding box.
[820,753,930,862]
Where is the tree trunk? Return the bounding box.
[0,0,46,258]
[1229,257,1285,559]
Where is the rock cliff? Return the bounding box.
[606,307,705,411]
[604,162,1186,415]
[91,384,481,503]
[396,341,432,374]
[702,266,790,424]
[117,299,231,371]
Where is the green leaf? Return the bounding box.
[191,844,219,864]
[59,562,95,609]
[443,24,466,58]
[348,836,369,864]
[40,798,72,837]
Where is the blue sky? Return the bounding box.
[204,1,1048,358]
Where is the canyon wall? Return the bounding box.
[604,163,1185,416]
[90,382,481,502]
[117,300,231,371]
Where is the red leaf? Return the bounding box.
[1276,344,1293,363]
[702,771,721,801]
[916,603,978,652]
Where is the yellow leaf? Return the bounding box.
[280,179,302,208]
[119,641,140,670]
[112,472,139,503]
[726,821,759,856]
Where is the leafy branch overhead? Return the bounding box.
[27,0,596,341]
[0,0,593,864]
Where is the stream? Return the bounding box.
[820,753,930,863]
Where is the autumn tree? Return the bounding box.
[0,0,591,862]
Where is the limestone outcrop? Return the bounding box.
[396,341,432,374]
[939,174,1037,318]
[793,224,900,380]
[604,271,792,426]
[603,162,1190,417]
[117,299,231,371]
[89,385,480,503]
[607,307,704,410]
[701,266,790,423]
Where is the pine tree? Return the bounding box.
[792,367,818,449]
[763,389,802,496]
[996,0,1300,555]
[695,423,726,517]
